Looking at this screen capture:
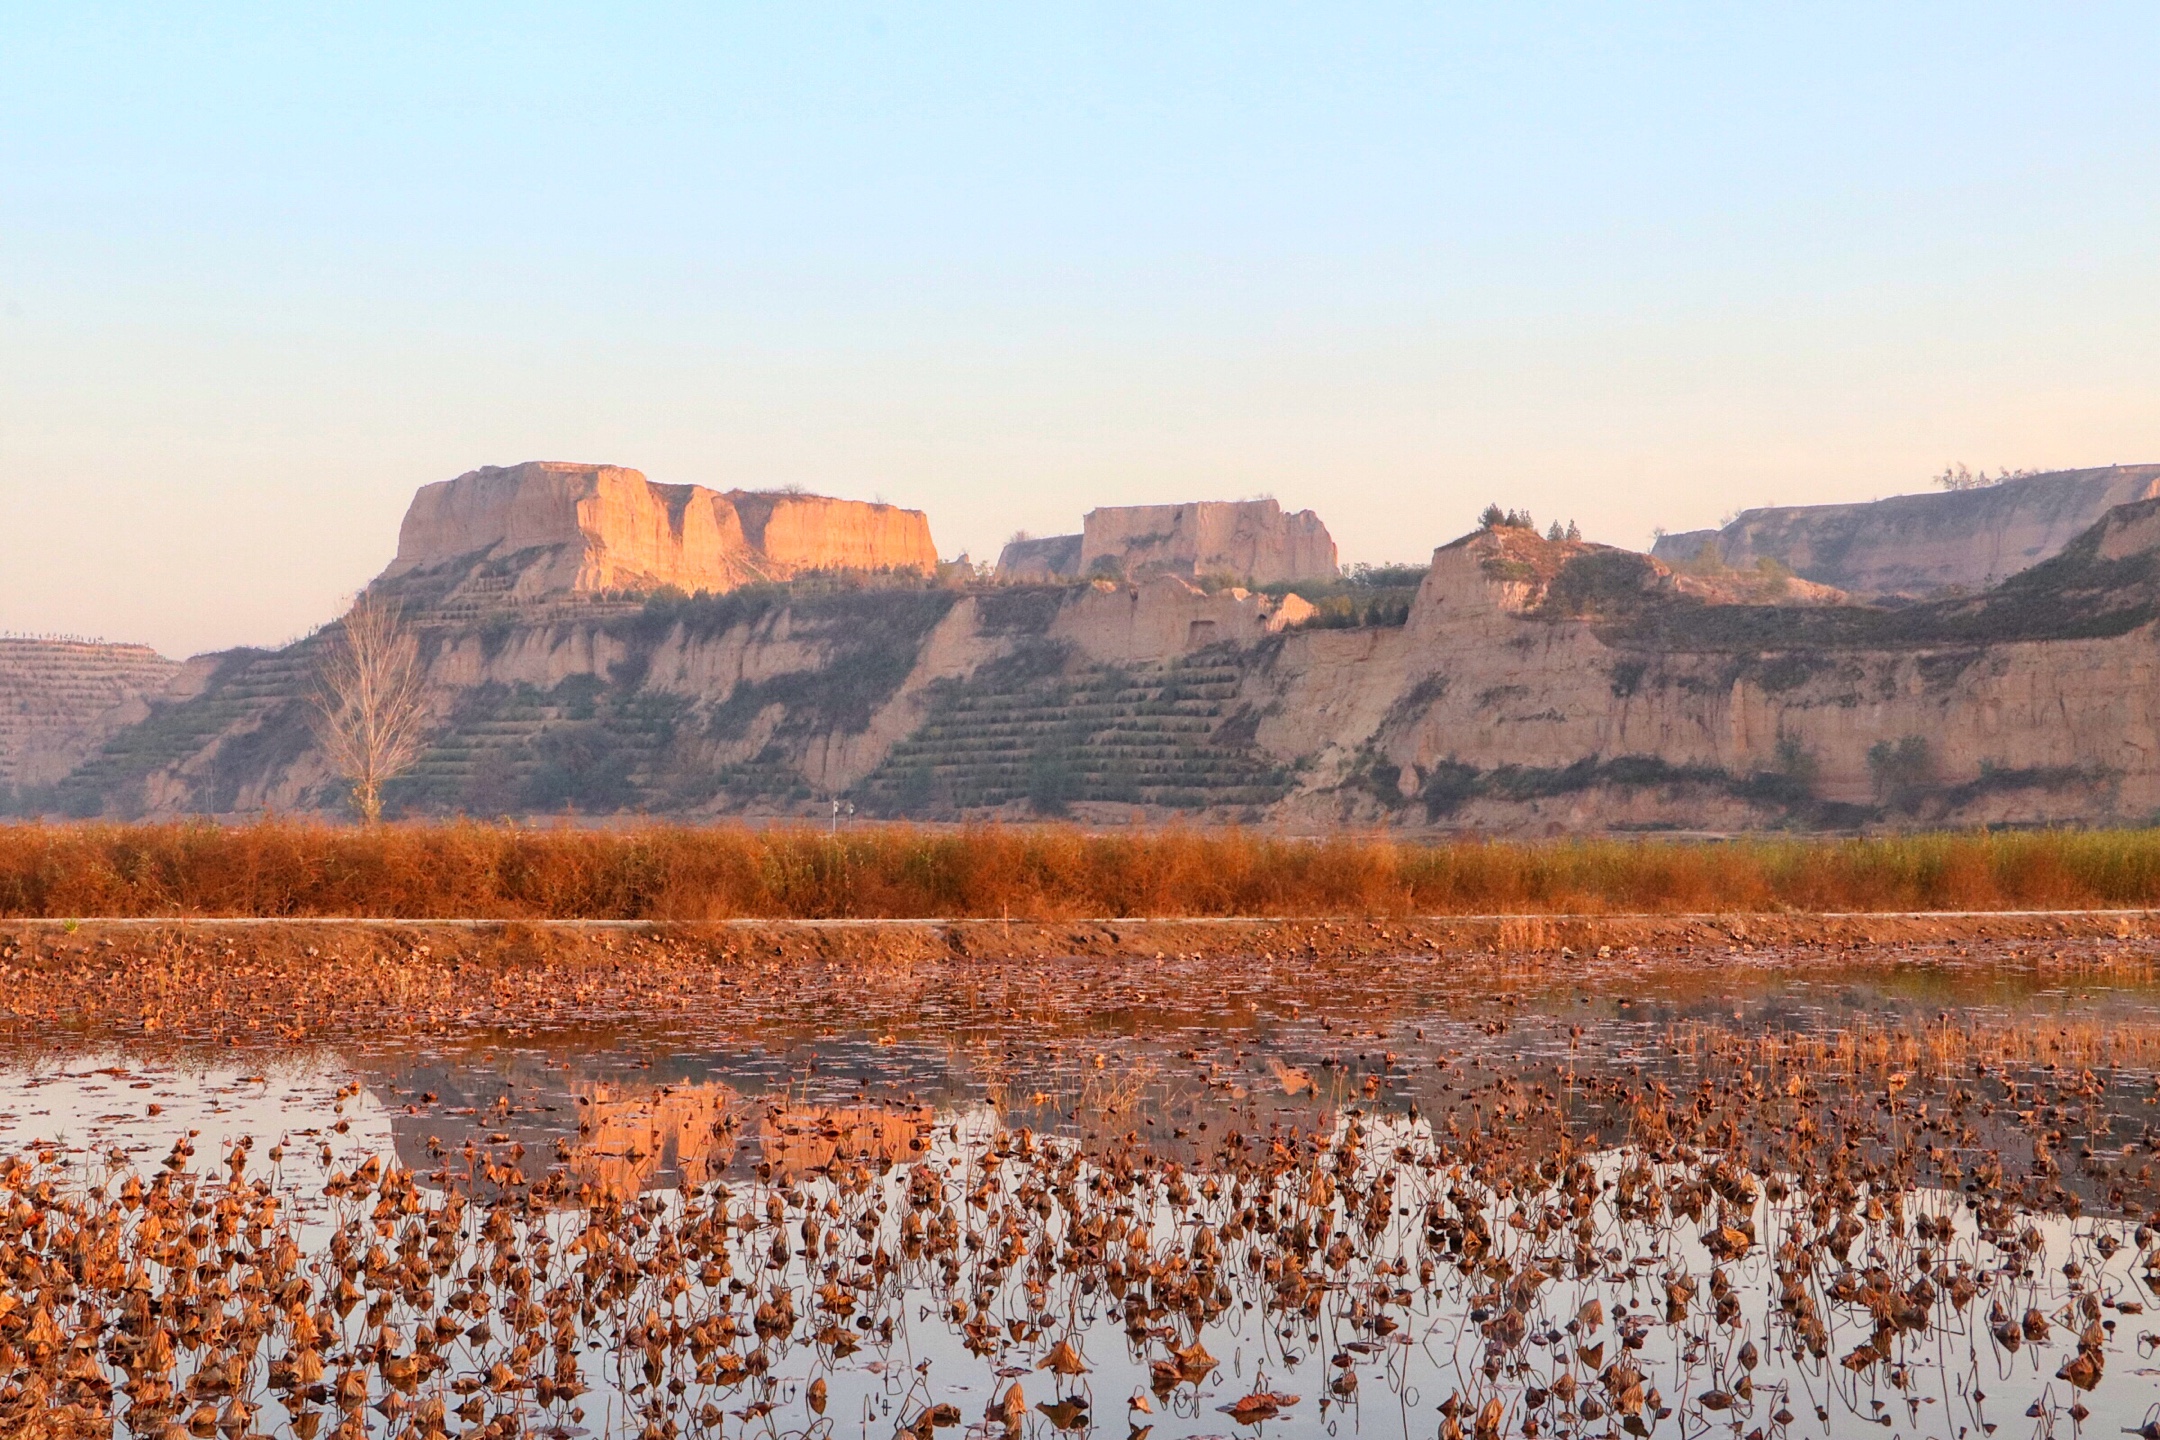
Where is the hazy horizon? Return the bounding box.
[5,5,2157,658]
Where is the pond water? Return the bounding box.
[7,938,2160,1440]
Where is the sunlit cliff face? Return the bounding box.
[381,461,940,603]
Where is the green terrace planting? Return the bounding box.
[857,649,1292,817]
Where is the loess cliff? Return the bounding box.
[383,461,940,610]
[23,463,2160,833]
[1653,464,2160,598]
[1243,509,2160,832]
[996,498,1337,585]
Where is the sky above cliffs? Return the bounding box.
[2,4,2158,656]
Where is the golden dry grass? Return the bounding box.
[6,819,2160,919]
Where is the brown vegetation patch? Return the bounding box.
[4,912,2157,1049]
[8,822,2160,920]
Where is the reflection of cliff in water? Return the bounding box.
[347,963,2160,1212]
[757,1103,935,1181]
[364,1046,946,1192]
[373,1050,580,1180]
[572,1081,745,1197]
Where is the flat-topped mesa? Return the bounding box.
[379,461,939,604]
[1082,499,1337,585]
[722,490,939,575]
[1653,464,2160,599]
[995,499,1337,584]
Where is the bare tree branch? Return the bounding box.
[309,593,430,824]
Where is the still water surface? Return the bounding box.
[6,942,2160,1440]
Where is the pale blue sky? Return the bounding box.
[3,4,2157,655]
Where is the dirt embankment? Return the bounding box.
[5,910,2158,1048]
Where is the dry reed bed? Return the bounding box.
[7,821,2160,919]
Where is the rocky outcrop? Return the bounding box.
[381,462,940,605]
[1653,464,2160,598]
[0,640,181,791]
[993,533,1083,582]
[1240,509,2160,831]
[725,490,942,576]
[1049,576,1316,665]
[37,482,2160,833]
[1078,499,1337,584]
[991,501,1341,585]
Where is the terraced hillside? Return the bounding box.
[857,646,1293,817]
[388,677,698,817]
[28,583,974,819]
[38,646,317,817]
[34,492,2160,831]
[0,638,180,798]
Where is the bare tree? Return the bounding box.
[310,593,430,824]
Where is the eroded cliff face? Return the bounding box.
[1653,465,2160,598]
[727,491,943,576]
[382,462,940,604]
[1048,576,1315,664]
[37,501,2160,832]
[22,585,1008,819]
[992,533,1084,583]
[1077,499,1338,584]
[1241,514,2160,831]
[994,501,1338,584]
[25,572,1336,819]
